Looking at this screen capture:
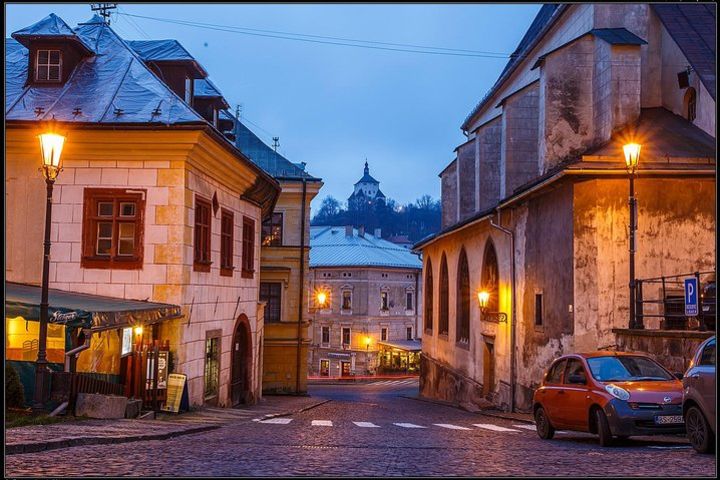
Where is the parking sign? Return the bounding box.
[685,278,698,316]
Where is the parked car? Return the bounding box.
[700,281,716,330]
[533,352,685,447]
[683,336,716,453]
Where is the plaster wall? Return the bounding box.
[502,83,540,195]
[476,117,502,212]
[457,140,476,220]
[440,160,458,229]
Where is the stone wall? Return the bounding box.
[457,140,476,220]
[502,84,540,196]
[476,117,502,212]
[419,354,490,411]
[613,329,714,374]
[440,160,458,229]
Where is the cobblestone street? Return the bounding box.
[5,381,716,477]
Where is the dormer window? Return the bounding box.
[36,49,62,82]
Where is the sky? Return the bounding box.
[5,3,541,213]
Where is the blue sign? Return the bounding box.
[685,278,698,317]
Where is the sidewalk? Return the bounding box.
[6,395,328,455]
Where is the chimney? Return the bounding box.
[358,226,365,237]
[345,225,353,237]
[374,228,381,238]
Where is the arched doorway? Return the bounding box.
[481,240,499,397]
[231,315,252,406]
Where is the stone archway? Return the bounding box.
[230,314,252,406]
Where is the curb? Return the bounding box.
[478,410,534,424]
[6,424,220,455]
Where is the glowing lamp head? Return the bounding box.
[477,291,490,310]
[38,119,66,181]
[623,143,641,173]
[364,336,372,346]
[316,291,328,307]
[133,326,143,337]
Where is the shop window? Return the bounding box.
[321,326,330,345]
[262,212,283,247]
[320,359,330,377]
[260,282,282,323]
[439,253,449,335]
[204,336,220,399]
[82,188,145,269]
[242,216,255,278]
[194,196,212,272]
[220,209,234,276]
[5,317,65,363]
[36,49,62,82]
[424,259,433,332]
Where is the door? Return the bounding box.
[694,339,716,426]
[231,317,251,406]
[341,361,351,377]
[320,359,330,377]
[557,358,591,430]
[539,359,567,424]
[482,339,495,397]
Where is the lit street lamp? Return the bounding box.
[623,143,641,329]
[477,290,507,323]
[33,119,66,412]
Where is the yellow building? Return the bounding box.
[230,119,323,393]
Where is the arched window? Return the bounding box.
[424,259,434,332]
[439,253,449,336]
[684,87,697,122]
[456,248,470,344]
[481,241,499,314]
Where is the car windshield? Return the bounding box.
[586,356,673,382]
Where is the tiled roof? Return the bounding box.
[11,13,94,54]
[310,226,422,269]
[652,3,716,99]
[194,78,223,97]
[128,39,208,78]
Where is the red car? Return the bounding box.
[533,352,685,446]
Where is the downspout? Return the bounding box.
[489,208,516,413]
[296,178,308,394]
[414,270,419,338]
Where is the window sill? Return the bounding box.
[220,267,234,277]
[456,340,470,350]
[81,256,143,270]
[340,309,353,315]
[241,270,255,279]
[194,261,212,273]
[379,310,390,317]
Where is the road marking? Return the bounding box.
[312,420,333,427]
[393,423,427,429]
[473,424,521,432]
[259,418,293,424]
[353,422,381,428]
[647,445,692,449]
[513,424,537,431]
[433,423,471,430]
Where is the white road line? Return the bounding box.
[513,424,537,431]
[647,445,691,449]
[433,423,471,430]
[353,421,381,428]
[393,423,427,429]
[312,420,333,427]
[259,418,293,424]
[473,424,521,432]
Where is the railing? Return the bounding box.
[50,372,125,413]
[634,270,715,331]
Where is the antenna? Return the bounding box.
[235,103,242,120]
[272,137,280,152]
[91,3,117,24]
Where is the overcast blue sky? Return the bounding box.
[5,3,541,212]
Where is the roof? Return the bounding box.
[11,13,94,54]
[127,39,207,78]
[652,3,716,100]
[5,282,183,332]
[194,78,223,98]
[6,16,208,125]
[377,340,422,352]
[227,111,320,181]
[355,172,379,185]
[310,226,422,269]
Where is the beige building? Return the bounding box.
[5,14,280,408]
[308,226,422,377]
[416,3,715,412]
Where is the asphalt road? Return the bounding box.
[5,379,716,477]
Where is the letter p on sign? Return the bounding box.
[684,278,698,317]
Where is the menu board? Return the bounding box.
[162,373,187,413]
[121,328,133,357]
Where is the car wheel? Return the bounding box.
[535,406,555,440]
[595,409,613,447]
[686,406,714,454]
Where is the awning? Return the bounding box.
[5,282,183,332]
[377,340,422,352]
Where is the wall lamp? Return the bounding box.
[477,290,508,323]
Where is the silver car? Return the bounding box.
[683,336,716,453]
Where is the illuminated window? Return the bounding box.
[262,212,283,247]
[5,317,65,363]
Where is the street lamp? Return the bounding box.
[33,119,66,412]
[623,143,641,329]
[364,336,372,351]
[477,290,507,323]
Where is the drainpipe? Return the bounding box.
[414,271,419,338]
[296,178,308,394]
[64,330,91,373]
[489,208,516,413]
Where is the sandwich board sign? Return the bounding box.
[162,373,187,413]
[684,277,698,317]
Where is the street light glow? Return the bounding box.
[134,325,144,337]
[316,291,328,307]
[623,143,641,173]
[477,290,490,310]
[38,120,66,181]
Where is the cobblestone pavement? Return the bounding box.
[5,382,716,477]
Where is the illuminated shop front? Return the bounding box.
[377,340,421,374]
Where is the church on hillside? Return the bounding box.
[347,161,386,210]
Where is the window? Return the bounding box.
[481,241,499,312]
[439,254,449,335]
[456,248,470,344]
[242,216,255,278]
[685,87,697,122]
[381,327,388,341]
[220,209,234,276]
[321,326,330,345]
[406,327,413,340]
[342,290,352,310]
[586,356,673,382]
[563,359,587,384]
[699,341,716,366]
[546,360,566,384]
[535,293,543,326]
[342,327,351,346]
[204,336,220,399]
[380,291,389,311]
[260,282,282,323]
[320,359,330,377]
[194,196,212,272]
[406,292,413,310]
[82,188,145,269]
[262,212,283,247]
[36,49,62,82]
[424,260,433,332]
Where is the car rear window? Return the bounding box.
[586,356,673,382]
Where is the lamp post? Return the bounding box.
[623,143,641,329]
[33,119,66,412]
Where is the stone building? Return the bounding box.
[5,14,280,407]
[347,161,386,210]
[415,3,715,412]
[308,226,422,377]
[228,116,323,394]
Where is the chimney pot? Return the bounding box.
[358,226,365,237]
[345,225,353,237]
[374,228,381,238]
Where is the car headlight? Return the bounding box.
[605,384,630,401]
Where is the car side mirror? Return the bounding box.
[568,374,586,385]
[674,372,684,380]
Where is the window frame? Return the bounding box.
[424,260,434,333]
[406,291,413,311]
[406,327,413,341]
[535,293,544,327]
[439,254,449,336]
[241,216,256,278]
[260,282,282,323]
[220,209,234,276]
[341,327,351,347]
[380,291,389,311]
[456,248,470,345]
[381,327,388,342]
[193,196,212,272]
[81,188,145,270]
[341,289,352,311]
[261,212,284,247]
[35,48,62,83]
[203,335,221,400]
[321,326,330,345]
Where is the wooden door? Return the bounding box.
[231,318,251,406]
[482,340,495,397]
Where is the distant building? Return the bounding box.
[387,234,413,249]
[308,226,422,377]
[347,161,386,210]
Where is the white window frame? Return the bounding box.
[35,49,62,82]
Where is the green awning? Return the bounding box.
[5,282,183,331]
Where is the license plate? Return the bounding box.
[654,415,684,425]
